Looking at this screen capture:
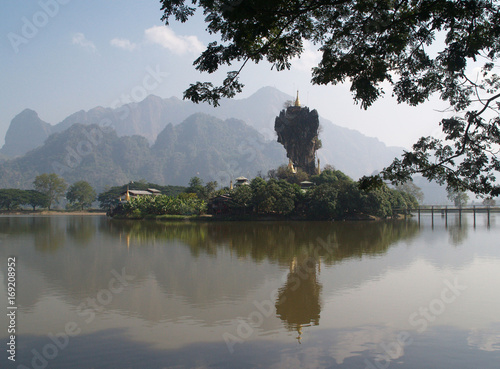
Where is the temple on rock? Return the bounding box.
[274,91,322,176]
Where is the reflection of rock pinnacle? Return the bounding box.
[276,257,322,336]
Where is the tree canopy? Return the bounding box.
[0,189,48,211]
[33,173,67,210]
[160,0,500,196]
[66,181,97,210]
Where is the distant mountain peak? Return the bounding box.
[1,108,52,157]
[14,108,40,120]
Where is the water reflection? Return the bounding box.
[276,256,322,342]
[448,215,469,245]
[1,215,499,368]
[106,220,421,266]
[0,217,420,326]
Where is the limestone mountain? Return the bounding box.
[1,87,405,181]
[1,109,52,157]
[0,114,285,191]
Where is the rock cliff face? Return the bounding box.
[274,106,321,175]
[1,109,52,157]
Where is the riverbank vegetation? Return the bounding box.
[0,167,419,220]
[111,167,419,220]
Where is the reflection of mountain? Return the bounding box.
[0,217,420,325]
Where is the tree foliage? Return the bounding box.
[160,0,500,196]
[98,182,186,210]
[213,168,418,219]
[66,181,96,210]
[33,173,67,210]
[25,190,49,211]
[185,177,221,200]
[395,181,424,204]
[0,189,27,211]
[121,194,206,217]
[447,188,469,207]
[0,189,48,211]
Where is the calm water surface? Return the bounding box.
[0,214,499,368]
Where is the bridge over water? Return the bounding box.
[394,205,499,228]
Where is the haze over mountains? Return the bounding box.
[0,86,419,194]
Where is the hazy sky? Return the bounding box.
[1,0,449,148]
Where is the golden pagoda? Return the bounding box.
[294,90,301,107]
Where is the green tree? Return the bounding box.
[202,181,218,200]
[186,176,204,198]
[311,168,352,186]
[33,173,67,210]
[25,190,49,211]
[0,189,27,211]
[447,189,469,208]
[395,182,424,204]
[66,181,97,210]
[250,177,268,214]
[268,165,309,185]
[307,184,339,220]
[360,185,393,218]
[482,197,496,206]
[231,184,253,211]
[160,0,500,196]
[98,187,122,211]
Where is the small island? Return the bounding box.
[105,166,418,221]
[106,94,418,221]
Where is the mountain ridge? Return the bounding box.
[0,87,405,180]
[0,115,286,191]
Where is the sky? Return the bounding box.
[0,0,450,149]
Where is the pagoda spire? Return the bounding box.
[294,90,301,107]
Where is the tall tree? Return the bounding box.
[395,182,424,204]
[33,173,67,210]
[447,188,469,207]
[66,181,97,210]
[160,0,500,196]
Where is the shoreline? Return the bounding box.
[112,213,389,222]
[0,210,106,216]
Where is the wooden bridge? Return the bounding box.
[393,205,499,227]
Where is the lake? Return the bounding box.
[0,214,499,369]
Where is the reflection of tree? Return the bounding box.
[32,217,66,252]
[0,216,422,322]
[105,219,419,337]
[448,216,468,245]
[0,217,66,252]
[276,256,322,342]
[66,217,96,245]
[105,220,420,266]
